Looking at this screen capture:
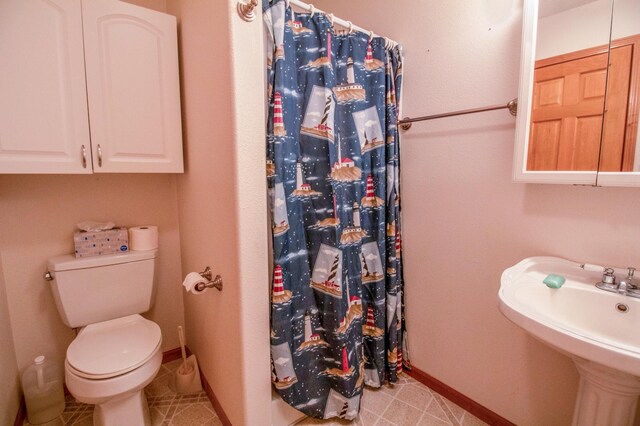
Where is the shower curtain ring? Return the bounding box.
[328,13,335,27]
[347,21,354,34]
[308,4,315,17]
[385,38,397,50]
[369,30,375,41]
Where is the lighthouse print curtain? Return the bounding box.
[264,0,404,420]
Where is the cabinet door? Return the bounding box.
[82,0,184,173]
[0,0,92,174]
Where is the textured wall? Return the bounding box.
[166,0,271,424]
[312,1,640,424]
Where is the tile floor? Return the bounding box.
[23,359,222,426]
[295,373,488,426]
[24,363,486,426]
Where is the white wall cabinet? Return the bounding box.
[0,0,183,174]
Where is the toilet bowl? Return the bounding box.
[64,314,163,425]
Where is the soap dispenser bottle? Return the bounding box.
[21,355,65,424]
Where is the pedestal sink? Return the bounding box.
[499,257,640,426]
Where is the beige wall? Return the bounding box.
[166,0,271,424]
[0,174,185,372]
[313,1,640,424]
[0,255,20,424]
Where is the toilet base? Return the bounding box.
[93,389,151,426]
[65,346,162,426]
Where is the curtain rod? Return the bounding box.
[236,0,399,48]
[398,98,518,131]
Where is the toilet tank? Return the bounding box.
[47,250,158,328]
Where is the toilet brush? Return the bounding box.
[172,326,203,394]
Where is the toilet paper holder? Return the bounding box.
[196,267,223,292]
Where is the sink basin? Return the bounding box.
[499,257,640,426]
[499,256,640,376]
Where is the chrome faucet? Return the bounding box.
[617,268,638,296]
[590,265,640,298]
[595,267,617,292]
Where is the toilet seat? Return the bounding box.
[67,314,161,380]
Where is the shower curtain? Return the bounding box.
[264,0,404,420]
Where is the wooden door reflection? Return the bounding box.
[527,35,639,172]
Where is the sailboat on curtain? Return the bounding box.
[310,244,343,298]
[271,182,289,236]
[323,389,360,419]
[353,106,384,154]
[361,241,384,284]
[271,342,298,389]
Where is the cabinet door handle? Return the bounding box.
[81,145,87,168]
[97,144,103,167]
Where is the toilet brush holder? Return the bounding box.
[171,326,202,394]
[173,355,202,394]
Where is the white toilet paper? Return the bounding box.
[182,272,207,294]
[129,226,159,251]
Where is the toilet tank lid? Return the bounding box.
[48,250,157,272]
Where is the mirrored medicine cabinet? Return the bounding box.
[514,0,640,186]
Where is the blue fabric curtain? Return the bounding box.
[264,0,404,420]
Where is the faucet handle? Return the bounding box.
[627,267,637,290]
[595,267,619,292]
[602,268,616,284]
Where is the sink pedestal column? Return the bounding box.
[572,358,640,426]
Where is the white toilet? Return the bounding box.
[47,250,162,426]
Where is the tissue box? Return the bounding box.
[73,228,129,258]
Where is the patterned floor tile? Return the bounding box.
[442,397,467,423]
[424,398,452,424]
[360,387,394,415]
[418,413,453,426]
[357,409,381,426]
[381,399,424,425]
[396,384,433,411]
[293,373,488,426]
[379,382,405,398]
[23,366,488,426]
[374,418,396,426]
[169,402,217,426]
[23,360,219,426]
